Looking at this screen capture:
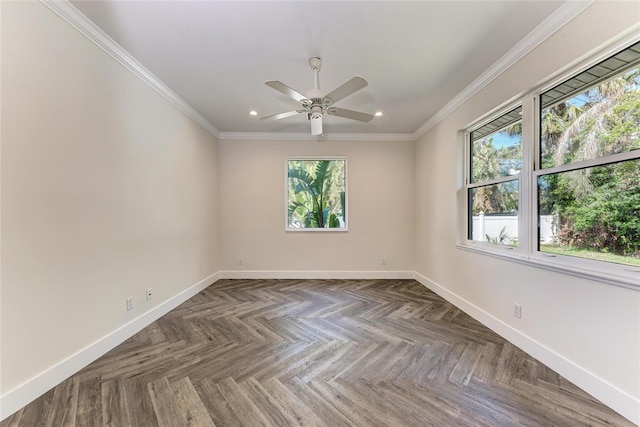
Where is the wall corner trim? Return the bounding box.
[413,271,639,425]
[412,0,593,140]
[39,0,220,138]
[0,272,220,422]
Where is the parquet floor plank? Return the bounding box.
[236,377,299,426]
[191,378,241,427]
[260,377,326,426]
[147,377,188,427]
[45,377,79,427]
[2,279,634,426]
[169,377,216,427]
[123,379,157,427]
[100,379,130,427]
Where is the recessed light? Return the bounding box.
[375,111,383,117]
[249,110,258,116]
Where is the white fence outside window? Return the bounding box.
[472,214,557,244]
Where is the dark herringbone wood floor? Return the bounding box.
[2,279,634,427]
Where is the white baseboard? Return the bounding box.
[0,272,220,422]
[3,271,637,425]
[219,270,414,280]
[413,272,640,426]
[1,270,408,420]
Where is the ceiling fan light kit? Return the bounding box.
[261,57,373,136]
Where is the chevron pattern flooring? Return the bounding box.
[1,279,634,427]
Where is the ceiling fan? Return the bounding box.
[261,57,373,135]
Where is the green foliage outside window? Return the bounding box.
[287,159,346,230]
[540,68,640,262]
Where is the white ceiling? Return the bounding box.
[70,1,567,137]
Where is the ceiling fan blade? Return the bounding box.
[260,110,303,121]
[324,76,368,104]
[265,80,307,103]
[311,116,323,135]
[327,107,373,122]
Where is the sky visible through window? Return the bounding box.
[491,132,520,150]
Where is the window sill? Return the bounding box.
[285,228,349,232]
[456,243,640,291]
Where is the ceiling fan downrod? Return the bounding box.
[310,57,321,85]
[306,57,324,103]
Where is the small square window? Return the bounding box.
[286,158,347,231]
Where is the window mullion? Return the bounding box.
[468,174,520,189]
[534,150,640,177]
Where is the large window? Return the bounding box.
[538,62,640,267]
[462,39,640,288]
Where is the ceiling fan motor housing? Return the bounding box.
[309,105,323,120]
[305,88,324,100]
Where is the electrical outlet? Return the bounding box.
[513,303,522,318]
[381,258,387,266]
[146,288,153,301]
[126,297,134,311]
[238,258,243,265]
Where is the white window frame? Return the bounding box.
[285,157,348,232]
[465,104,525,254]
[458,34,640,290]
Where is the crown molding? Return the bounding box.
[217,132,416,142]
[40,0,593,143]
[40,0,220,138]
[413,0,593,140]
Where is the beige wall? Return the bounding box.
[1,2,218,393]
[219,138,414,273]
[415,0,640,415]
[2,0,639,422]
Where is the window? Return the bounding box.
[461,39,640,288]
[537,54,640,267]
[468,106,522,247]
[286,158,347,231]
